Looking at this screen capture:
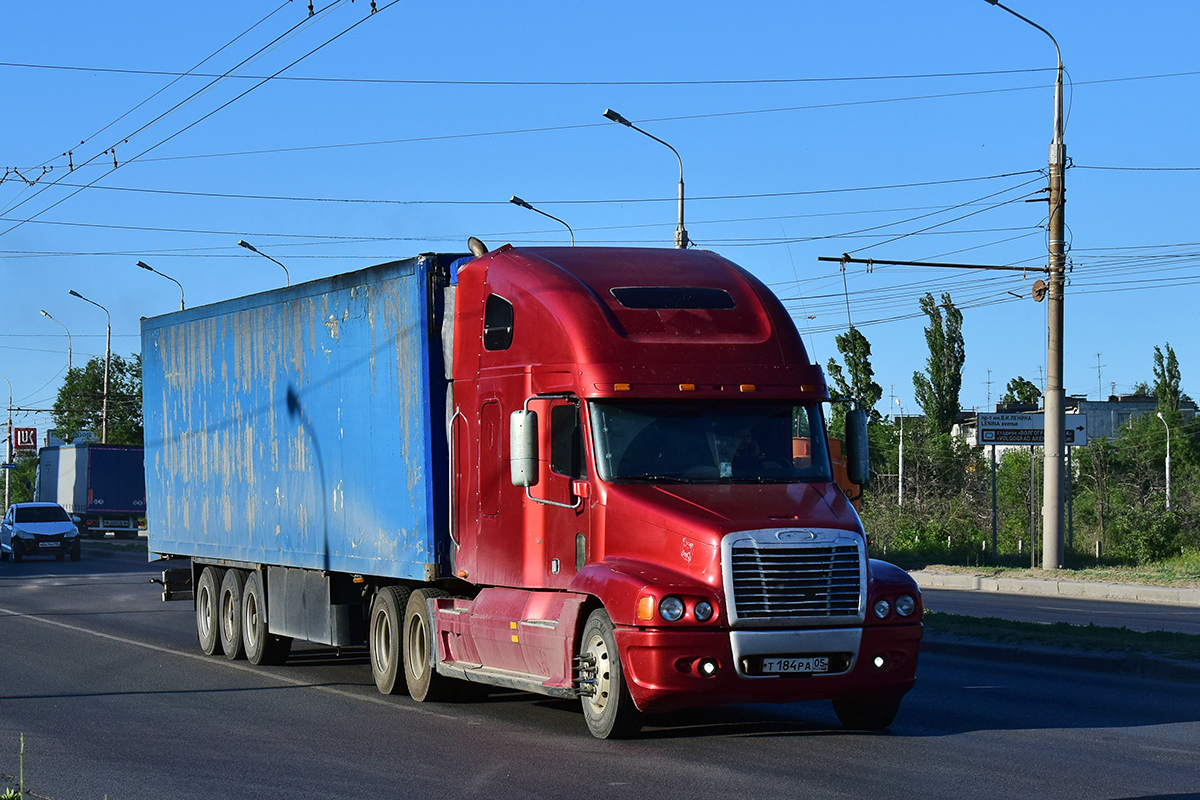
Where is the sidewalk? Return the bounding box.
[910,570,1200,607]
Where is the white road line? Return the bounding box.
[0,605,456,719]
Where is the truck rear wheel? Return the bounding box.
[369,586,412,695]
[579,609,642,739]
[832,693,903,731]
[242,570,292,666]
[196,567,224,655]
[219,569,247,660]
[403,588,453,702]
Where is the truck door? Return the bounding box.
[525,397,590,589]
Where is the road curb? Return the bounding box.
[910,570,1200,607]
[921,632,1200,683]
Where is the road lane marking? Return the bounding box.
[0,605,457,719]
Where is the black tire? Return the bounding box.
[242,570,292,666]
[578,609,642,739]
[12,541,23,563]
[219,569,247,660]
[70,545,81,562]
[195,567,224,655]
[0,549,8,562]
[369,586,412,695]
[832,693,903,731]
[403,588,454,702]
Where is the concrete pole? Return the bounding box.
[982,1,1066,570]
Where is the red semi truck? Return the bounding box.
[144,243,921,739]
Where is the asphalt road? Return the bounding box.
[2,553,1198,800]
[922,588,1200,635]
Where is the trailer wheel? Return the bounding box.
[832,693,903,731]
[219,569,247,660]
[242,570,292,666]
[369,586,412,695]
[403,588,453,702]
[195,567,224,655]
[579,609,642,739]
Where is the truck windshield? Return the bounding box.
[588,400,833,484]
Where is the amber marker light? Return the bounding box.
[615,383,632,392]
[679,383,695,392]
[637,596,656,621]
[740,384,756,392]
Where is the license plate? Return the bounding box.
[762,656,829,675]
[38,542,60,549]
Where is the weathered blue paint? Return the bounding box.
[142,256,454,580]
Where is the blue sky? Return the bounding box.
[3,1,1198,440]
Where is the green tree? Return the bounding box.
[912,292,965,435]
[1153,342,1181,412]
[1000,376,1041,406]
[826,326,883,435]
[51,353,143,446]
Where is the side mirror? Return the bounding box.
[844,408,870,487]
[509,410,539,487]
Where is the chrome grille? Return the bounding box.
[729,540,862,620]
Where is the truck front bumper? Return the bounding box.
[614,623,922,714]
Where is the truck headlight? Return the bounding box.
[694,601,714,622]
[659,596,685,622]
[873,599,891,619]
[895,594,916,617]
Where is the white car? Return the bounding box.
[0,502,82,562]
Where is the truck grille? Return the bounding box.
[729,540,862,621]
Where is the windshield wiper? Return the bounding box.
[617,474,693,484]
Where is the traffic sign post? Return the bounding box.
[978,414,1086,564]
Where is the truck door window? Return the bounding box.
[483,294,514,351]
[550,404,585,479]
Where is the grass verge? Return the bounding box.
[924,611,1200,663]
[887,549,1200,588]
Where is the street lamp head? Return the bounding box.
[509,195,533,210]
[1157,411,1165,421]
[237,239,259,254]
[68,289,83,299]
[136,260,153,271]
[603,108,632,127]
[40,309,51,318]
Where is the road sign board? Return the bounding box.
[13,427,37,450]
[975,413,1088,446]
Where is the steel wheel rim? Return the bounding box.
[583,632,613,716]
[406,611,428,681]
[198,584,213,640]
[372,607,392,674]
[245,592,260,650]
[221,589,236,641]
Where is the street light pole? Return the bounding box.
[237,239,291,286]
[1156,412,1172,511]
[984,0,1066,569]
[898,416,905,507]
[602,108,689,249]
[136,260,186,310]
[509,196,575,245]
[0,372,11,510]
[40,310,72,372]
[68,290,110,444]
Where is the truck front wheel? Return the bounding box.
[832,692,904,731]
[219,569,247,660]
[369,586,412,695]
[579,609,642,739]
[403,588,453,702]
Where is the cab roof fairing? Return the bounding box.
[453,247,823,395]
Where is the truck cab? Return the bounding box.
[428,245,922,737]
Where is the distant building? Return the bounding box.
[952,394,1196,453]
